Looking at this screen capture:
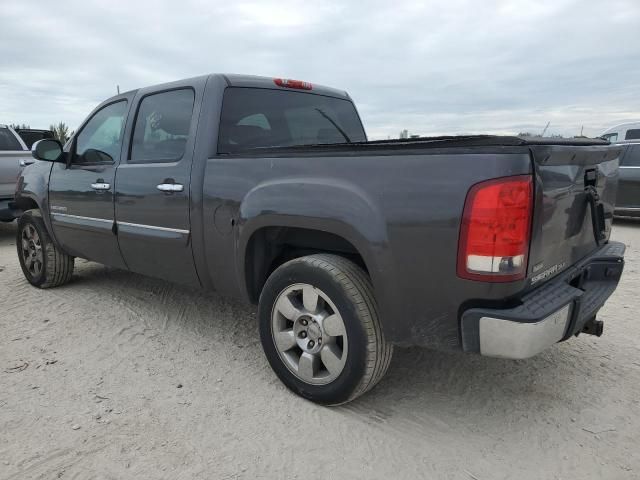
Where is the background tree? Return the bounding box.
[49,122,70,143]
[9,123,30,130]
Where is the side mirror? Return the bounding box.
[32,139,64,162]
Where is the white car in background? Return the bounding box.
[0,124,34,221]
[601,121,640,143]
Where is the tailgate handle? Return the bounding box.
[584,169,606,246]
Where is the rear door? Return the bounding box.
[616,144,640,212]
[47,98,131,267]
[115,79,204,286]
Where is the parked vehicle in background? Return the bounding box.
[601,121,640,143]
[600,123,640,217]
[14,74,626,404]
[0,124,33,221]
[15,128,55,149]
[613,143,640,217]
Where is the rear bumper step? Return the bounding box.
[460,241,625,359]
[0,199,21,222]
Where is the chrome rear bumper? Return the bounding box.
[460,241,625,359]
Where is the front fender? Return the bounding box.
[14,161,57,242]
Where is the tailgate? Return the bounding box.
[0,151,31,198]
[527,143,623,287]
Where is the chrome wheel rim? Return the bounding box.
[21,224,44,278]
[271,283,348,385]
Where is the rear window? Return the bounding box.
[17,130,54,149]
[625,129,640,140]
[0,128,23,151]
[218,88,366,153]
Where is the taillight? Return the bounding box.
[457,175,533,282]
[273,78,312,90]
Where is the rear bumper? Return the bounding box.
[460,241,625,359]
[614,207,640,218]
[0,198,20,221]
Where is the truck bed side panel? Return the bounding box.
[201,149,532,350]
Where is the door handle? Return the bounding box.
[91,182,111,191]
[20,159,35,167]
[157,183,184,193]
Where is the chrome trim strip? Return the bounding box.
[117,221,189,235]
[615,207,640,212]
[619,166,640,169]
[51,213,112,223]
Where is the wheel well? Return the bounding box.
[245,227,368,303]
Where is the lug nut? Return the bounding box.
[300,319,308,326]
[308,340,315,348]
[317,338,322,345]
[299,331,307,338]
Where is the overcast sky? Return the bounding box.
[1,0,639,139]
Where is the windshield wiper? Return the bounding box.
[314,108,352,143]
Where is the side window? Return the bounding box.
[130,89,195,163]
[621,145,640,167]
[602,133,618,143]
[625,129,640,141]
[0,128,23,151]
[75,101,128,164]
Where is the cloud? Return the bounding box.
[1,0,639,138]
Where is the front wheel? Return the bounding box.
[258,254,393,405]
[17,210,74,288]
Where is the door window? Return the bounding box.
[621,145,640,167]
[130,89,195,163]
[74,101,128,164]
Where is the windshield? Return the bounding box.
[218,87,366,153]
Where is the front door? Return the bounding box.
[48,99,130,268]
[114,84,201,286]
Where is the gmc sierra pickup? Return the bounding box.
[14,74,625,404]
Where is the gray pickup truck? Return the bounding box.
[0,124,34,221]
[14,74,626,404]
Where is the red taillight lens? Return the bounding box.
[273,78,312,90]
[457,175,533,282]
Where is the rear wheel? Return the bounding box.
[17,210,74,288]
[258,254,393,405]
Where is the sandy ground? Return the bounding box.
[0,220,639,480]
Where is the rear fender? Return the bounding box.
[237,177,397,331]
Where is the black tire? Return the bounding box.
[17,210,74,288]
[258,254,393,405]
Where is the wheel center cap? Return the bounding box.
[294,316,323,353]
[307,323,321,341]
